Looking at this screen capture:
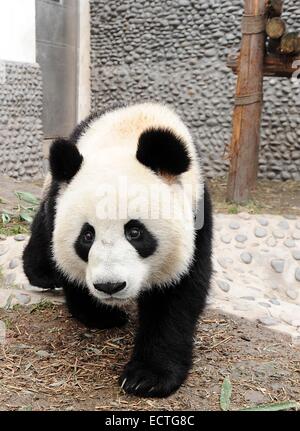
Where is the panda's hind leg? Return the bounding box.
[63,285,128,329]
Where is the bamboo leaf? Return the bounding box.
[15,191,39,206]
[220,377,232,411]
[20,212,33,223]
[240,401,300,412]
[1,213,11,225]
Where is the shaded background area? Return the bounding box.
[90,0,300,181]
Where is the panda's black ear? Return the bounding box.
[49,138,83,182]
[136,128,191,176]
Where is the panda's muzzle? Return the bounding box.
[93,282,127,295]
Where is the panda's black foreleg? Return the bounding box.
[63,284,128,329]
[120,278,208,398]
[23,203,56,289]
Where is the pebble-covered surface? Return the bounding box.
[0,61,44,179]
[90,0,300,181]
[0,213,300,343]
[210,213,300,343]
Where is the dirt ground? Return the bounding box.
[209,178,300,216]
[0,304,299,411]
[0,175,300,411]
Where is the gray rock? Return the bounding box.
[271,282,279,290]
[5,273,16,285]
[283,214,296,220]
[9,259,19,270]
[272,230,285,239]
[235,234,247,243]
[0,246,9,257]
[220,234,232,244]
[216,280,230,292]
[269,298,280,305]
[271,259,285,273]
[238,212,251,220]
[15,344,31,350]
[224,275,234,282]
[292,250,300,260]
[14,234,26,242]
[278,220,289,230]
[255,227,267,238]
[0,235,6,241]
[240,252,252,264]
[296,222,300,230]
[295,268,300,282]
[286,288,298,300]
[258,317,280,326]
[229,221,240,230]
[240,296,255,301]
[36,350,51,358]
[284,239,295,248]
[258,302,271,308]
[292,231,300,240]
[257,217,269,226]
[15,293,31,305]
[217,257,233,269]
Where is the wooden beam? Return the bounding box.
[280,32,300,55]
[266,17,286,39]
[227,51,300,78]
[226,0,266,203]
[266,0,283,17]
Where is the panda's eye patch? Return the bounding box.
[124,220,158,258]
[74,223,95,262]
[125,226,142,241]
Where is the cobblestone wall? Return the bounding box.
[90,0,300,180]
[0,61,44,179]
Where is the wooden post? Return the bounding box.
[226,0,266,203]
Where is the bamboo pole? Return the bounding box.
[226,0,266,203]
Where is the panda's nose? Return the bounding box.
[93,282,126,295]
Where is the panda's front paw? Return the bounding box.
[120,360,185,398]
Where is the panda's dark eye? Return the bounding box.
[83,230,95,243]
[126,226,142,241]
[82,230,95,244]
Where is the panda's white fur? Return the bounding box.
[52,103,203,305]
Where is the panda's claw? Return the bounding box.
[121,378,127,390]
[119,359,184,398]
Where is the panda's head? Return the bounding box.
[50,104,202,306]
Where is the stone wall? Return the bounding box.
[0,61,44,179]
[90,0,300,180]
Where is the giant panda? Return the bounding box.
[23,103,213,398]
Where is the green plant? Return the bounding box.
[15,191,39,223]
[30,300,55,313]
[219,377,300,411]
[0,223,29,236]
[0,191,39,236]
